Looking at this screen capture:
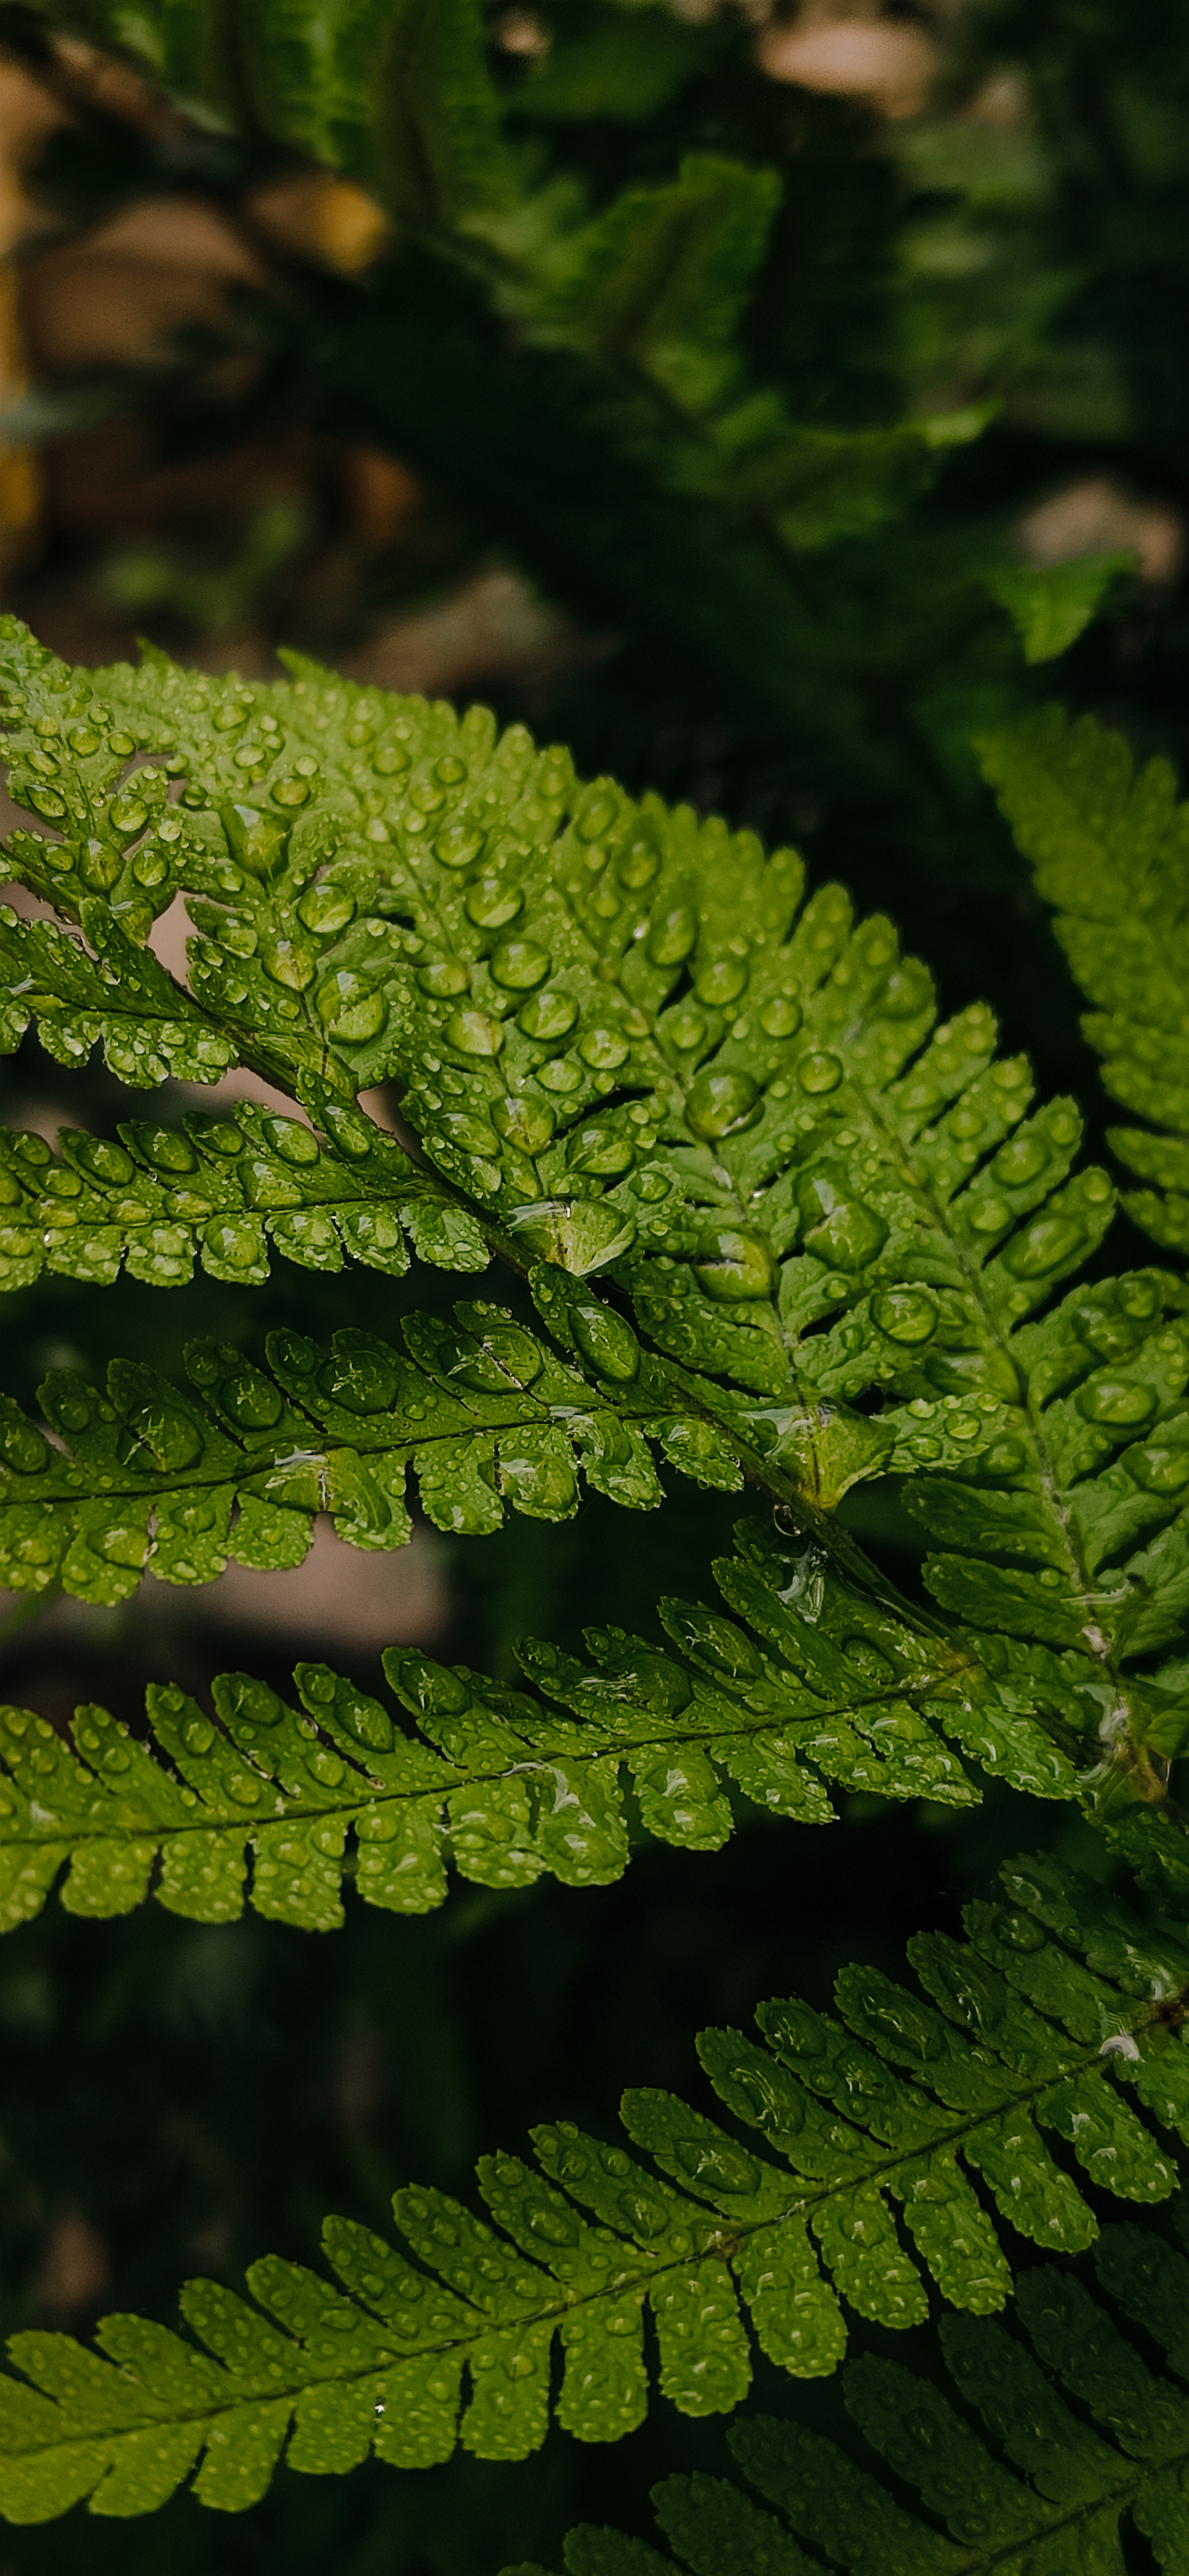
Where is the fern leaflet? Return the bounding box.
[516,2214,1189,2574]
[979,705,1189,1260]
[9,634,1189,1860]
[0,1508,1055,1936]
[0,1849,1186,2518]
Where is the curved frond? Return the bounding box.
[0,1095,483,1290]
[978,705,1189,1261]
[10,635,1189,1852]
[0,1510,1037,1935]
[0,1850,1186,2519]
[519,2212,1189,2575]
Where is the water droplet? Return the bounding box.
[78,838,121,892]
[1119,1279,1161,1321]
[1077,1379,1157,1428]
[617,835,660,890]
[222,801,287,880]
[1001,1216,1083,1279]
[759,995,801,1040]
[132,843,170,889]
[568,1122,635,1178]
[694,957,748,1009]
[67,725,101,756]
[798,1051,844,1096]
[434,821,486,871]
[518,988,578,1043]
[297,883,356,937]
[434,755,468,785]
[466,876,523,930]
[685,1070,761,1142]
[445,1007,505,1058]
[971,1435,1029,1481]
[318,975,389,1044]
[666,1008,708,1052]
[492,1095,554,1154]
[1,1419,47,1475]
[1127,1442,1189,1495]
[647,904,697,969]
[570,1300,639,1383]
[373,740,411,775]
[990,1132,1049,1188]
[692,1228,778,1301]
[261,936,318,991]
[321,1352,399,1414]
[579,1027,629,1071]
[577,792,618,842]
[970,1196,1011,1235]
[537,1056,583,1095]
[222,1371,284,1431]
[417,959,470,998]
[266,1119,319,1167]
[138,1127,199,1175]
[873,1287,938,1345]
[797,1168,888,1270]
[107,791,149,840]
[491,939,550,992]
[131,1403,205,1472]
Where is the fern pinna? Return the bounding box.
[1,620,1189,2536]
[516,2223,1189,2575]
[1,1850,1188,2519]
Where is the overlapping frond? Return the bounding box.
[0,1849,1186,2520]
[0,1290,760,1604]
[518,2217,1189,2574]
[0,1510,1057,1936]
[10,632,1189,1841]
[979,705,1189,1258]
[0,1095,484,1290]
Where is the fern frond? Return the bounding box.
[0,1292,754,1603]
[0,1096,485,1290]
[50,0,511,228]
[537,153,781,423]
[978,705,1189,1260]
[12,633,1189,1840]
[0,1850,1186,2518]
[0,1508,1040,1935]
[520,2212,1189,2574]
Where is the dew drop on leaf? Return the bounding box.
[490,939,550,992]
[692,1228,778,1301]
[798,1050,844,1096]
[873,1287,938,1345]
[759,995,801,1039]
[1076,1379,1158,1427]
[492,1094,554,1154]
[518,988,578,1042]
[685,1070,761,1141]
[647,905,697,968]
[445,1008,505,1058]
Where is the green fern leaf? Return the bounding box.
[524,2208,1189,2573]
[539,154,781,421]
[978,704,1189,1258]
[0,1509,1040,1934]
[985,551,1134,665]
[10,632,1189,1848]
[46,0,510,227]
[0,1851,1186,2519]
[0,1095,485,1289]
